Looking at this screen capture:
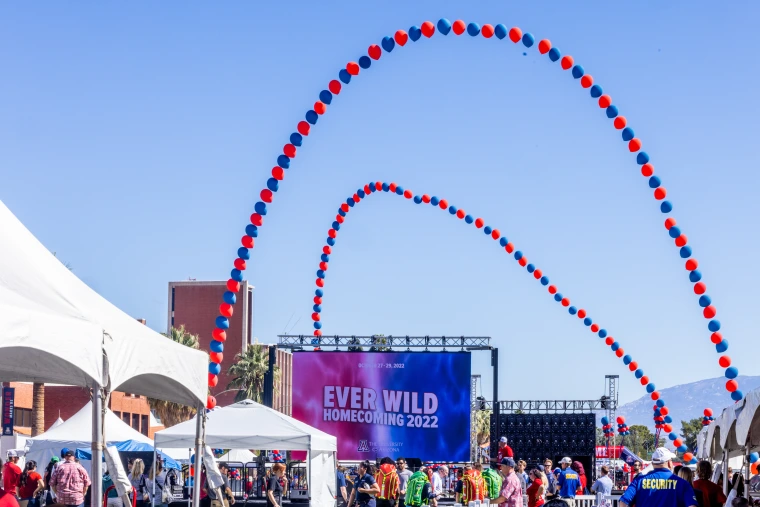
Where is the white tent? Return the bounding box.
[154,400,337,507]
[50,417,65,430]
[218,449,256,463]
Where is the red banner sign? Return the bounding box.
[595,445,623,458]
[2,387,14,436]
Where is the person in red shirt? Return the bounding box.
[17,461,43,507]
[692,461,726,507]
[526,469,545,507]
[571,461,587,495]
[0,463,20,507]
[2,452,22,498]
[492,437,514,464]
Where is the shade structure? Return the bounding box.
[0,200,208,407]
[218,449,256,463]
[154,400,337,507]
[697,385,760,461]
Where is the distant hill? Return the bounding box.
[609,375,760,430]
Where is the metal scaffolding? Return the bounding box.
[486,398,618,413]
[470,374,481,462]
[277,335,491,350]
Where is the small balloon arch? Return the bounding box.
[205,19,741,416]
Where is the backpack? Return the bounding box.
[482,468,503,499]
[461,471,485,504]
[405,472,429,507]
[375,466,399,500]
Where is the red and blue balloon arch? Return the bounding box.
[205,18,742,422]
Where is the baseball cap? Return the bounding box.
[500,457,516,467]
[6,450,17,458]
[51,457,61,464]
[61,447,74,457]
[537,465,545,472]
[499,436,508,443]
[560,457,572,464]
[651,447,676,464]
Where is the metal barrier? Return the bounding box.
[572,495,623,507]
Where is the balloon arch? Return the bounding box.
[204,19,743,436]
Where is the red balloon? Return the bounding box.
[475,218,484,228]
[272,166,284,180]
[561,55,574,70]
[534,269,543,279]
[212,329,227,342]
[421,21,435,38]
[617,416,625,424]
[591,324,599,332]
[389,182,397,193]
[219,303,233,318]
[364,185,371,194]
[629,361,638,371]
[752,462,759,475]
[368,44,382,60]
[346,62,360,75]
[375,181,383,191]
[323,246,332,255]
[538,39,551,54]
[207,395,217,409]
[509,27,522,43]
[439,199,449,209]
[660,407,669,416]
[548,285,557,295]
[629,139,642,152]
[297,121,311,136]
[491,229,501,240]
[673,438,683,448]
[336,215,344,224]
[452,20,466,35]
[581,75,593,89]
[394,30,409,46]
[615,349,624,358]
[422,194,431,203]
[726,380,738,392]
[518,257,527,267]
[353,193,361,203]
[686,259,699,271]
[605,337,614,346]
[316,278,324,288]
[208,373,218,388]
[329,80,342,95]
[640,375,649,386]
[210,352,223,364]
[319,262,328,271]
[641,163,654,177]
[598,94,612,108]
[404,190,413,199]
[561,298,570,307]
[234,258,246,271]
[481,24,494,38]
[251,213,264,226]
[456,209,465,219]
[703,306,717,319]
[664,424,673,433]
[675,235,688,247]
[654,187,667,200]
[328,229,337,239]
[578,309,587,319]
[614,116,627,129]
[665,217,676,230]
[341,203,349,213]
[683,452,694,463]
[694,282,706,294]
[314,330,322,336]
[312,313,320,322]
[313,296,322,304]
[314,102,327,115]
[283,144,297,158]
[651,391,660,401]
[241,236,254,248]
[260,189,273,203]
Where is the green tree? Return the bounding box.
[680,418,703,451]
[627,425,658,458]
[370,334,391,352]
[347,336,363,352]
[148,325,199,427]
[475,409,492,445]
[227,342,280,403]
[596,427,608,446]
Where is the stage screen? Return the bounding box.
[292,351,471,461]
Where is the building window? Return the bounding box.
[14,408,32,428]
[132,414,139,431]
[141,415,149,436]
[122,412,131,425]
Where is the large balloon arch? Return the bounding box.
[205,19,743,423]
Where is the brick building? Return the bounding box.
[168,280,292,413]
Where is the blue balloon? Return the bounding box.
[430,196,439,205]
[382,36,395,52]
[209,362,221,375]
[494,24,508,40]
[414,196,422,204]
[749,452,759,464]
[514,251,524,260]
[661,201,673,213]
[332,221,340,231]
[357,189,366,198]
[215,316,229,329]
[606,105,619,118]
[527,264,535,273]
[395,186,404,195]
[590,84,603,98]
[709,320,721,332]
[290,132,303,146]
[611,341,620,351]
[237,247,250,260]
[637,152,651,165]
[409,25,422,41]
[622,127,635,141]
[698,295,712,308]
[656,399,665,408]
[540,276,549,286]
[522,33,535,47]
[689,270,702,282]
[635,369,644,379]
[725,367,739,379]
[437,18,452,35]
[548,47,561,62]
[223,291,237,305]
[277,155,290,169]
[732,390,743,401]
[668,226,681,238]
[678,445,688,452]
[320,255,330,264]
[245,224,257,238]
[314,321,322,329]
[601,417,609,425]
[316,270,325,279]
[646,383,656,393]
[465,215,474,224]
[327,237,335,246]
[554,293,562,302]
[571,65,584,79]
[484,226,492,235]
[210,340,224,353]
[499,237,508,247]
[568,306,577,315]
[664,415,672,423]
[305,110,319,125]
[338,208,346,217]
[339,69,352,84]
[599,329,608,338]
[358,56,371,69]
[315,289,324,297]
[467,22,481,36]
[382,182,390,192]
[346,197,355,207]
[319,90,332,105]
[650,176,663,189]
[623,355,632,364]
[449,206,457,215]
[368,182,376,192]
[230,269,243,282]
[313,304,321,313]
[680,246,692,258]
[584,318,592,327]
[267,178,279,192]
[668,433,677,441]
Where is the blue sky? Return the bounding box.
[2,1,759,407]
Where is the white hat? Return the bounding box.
[651,447,676,464]
[500,436,508,443]
[560,457,572,464]
[6,450,18,458]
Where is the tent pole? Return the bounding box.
[722,449,729,495]
[192,407,204,507]
[152,446,157,507]
[307,444,312,506]
[91,384,104,507]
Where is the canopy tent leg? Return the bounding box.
[91,384,104,507]
[152,446,157,507]
[192,408,205,507]
[723,449,729,495]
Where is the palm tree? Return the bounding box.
[475,409,492,446]
[227,343,280,403]
[147,326,200,427]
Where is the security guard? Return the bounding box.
[620,447,698,507]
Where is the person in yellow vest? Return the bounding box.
[375,458,399,507]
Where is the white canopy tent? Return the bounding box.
[218,449,256,463]
[696,386,760,499]
[155,400,338,507]
[0,200,209,507]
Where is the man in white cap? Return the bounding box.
[491,436,514,465]
[556,457,581,506]
[620,447,697,507]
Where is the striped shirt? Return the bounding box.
[50,461,91,506]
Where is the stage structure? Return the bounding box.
[278,335,493,462]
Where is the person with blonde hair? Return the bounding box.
[128,459,146,507]
[147,460,169,507]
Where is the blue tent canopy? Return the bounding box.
[75,440,181,470]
